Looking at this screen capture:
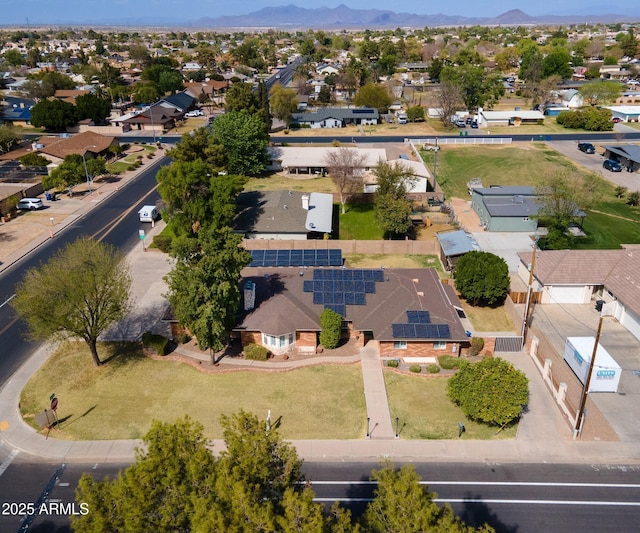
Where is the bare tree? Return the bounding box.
[324,147,368,214]
[435,80,464,127]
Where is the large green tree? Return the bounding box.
[165,127,226,168]
[43,154,106,194]
[30,99,78,131]
[12,238,131,366]
[165,226,251,357]
[157,160,244,238]
[212,110,269,175]
[0,125,20,154]
[269,82,299,127]
[224,81,261,114]
[542,47,573,79]
[447,357,529,427]
[578,80,622,106]
[75,93,112,124]
[453,251,510,306]
[363,463,493,533]
[440,64,504,110]
[73,417,217,532]
[353,82,392,113]
[373,160,416,238]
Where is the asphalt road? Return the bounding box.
[0,157,170,387]
[1,459,639,533]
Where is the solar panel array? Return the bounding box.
[406,310,431,324]
[392,310,451,340]
[249,249,342,267]
[303,268,385,317]
[391,323,451,339]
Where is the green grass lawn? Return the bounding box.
[384,371,517,440]
[420,143,640,249]
[20,342,367,441]
[338,203,384,240]
[459,301,516,332]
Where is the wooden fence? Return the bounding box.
[242,239,438,255]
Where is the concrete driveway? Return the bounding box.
[530,302,640,442]
[471,231,536,272]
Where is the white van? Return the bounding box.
[138,205,159,222]
[17,197,44,211]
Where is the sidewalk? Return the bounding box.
[2,148,640,465]
[0,147,167,275]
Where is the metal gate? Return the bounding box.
[494,336,523,353]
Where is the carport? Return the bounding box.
[601,144,640,173]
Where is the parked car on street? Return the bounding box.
[578,142,595,154]
[603,159,623,172]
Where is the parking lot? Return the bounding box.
[547,139,640,191]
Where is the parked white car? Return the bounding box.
[185,110,204,117]
[17,197,44,210]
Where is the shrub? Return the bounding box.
[447,357,529,427]
[438,355,460,370]
[20,153,50,167]
[319,308,342,349]
[141,331,169,356]
[426,364,441,374]
[152,234,172,253]
[409,364,422,373]
[469,337,485,357]
[454,251,510,306]
[244,343,269,361]
[386,359,399,368]
[176,332,191,344]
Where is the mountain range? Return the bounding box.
[192,4,636,29]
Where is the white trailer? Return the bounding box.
[563,337,621,393]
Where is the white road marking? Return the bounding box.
[0,294,16,309]
[308,480,640,489]
[313,497,640,506]
[0,448,19,477]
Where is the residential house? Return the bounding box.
[0,96,35,126]
[110,102,180,133]
[53,89,90,104]
[471,186,539,232]
[517,248,640,341]
[234,190,333,240]
[560,89,584,109]
[235,267,469,357]
[477,108,544,128]
[31,131,119,166]
[290,107,379,129]
[269,146,386,176]
[316,63,340,76]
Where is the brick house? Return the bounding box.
[234,267,469,358]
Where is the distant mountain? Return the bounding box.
[192,4,635,28]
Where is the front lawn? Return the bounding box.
[338,203,384,240]
[384,370,518,440]
[459,300,516,332]
[20,342,367,440]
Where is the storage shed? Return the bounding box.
[563,337,621,393]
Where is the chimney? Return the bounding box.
[301,194,309,210]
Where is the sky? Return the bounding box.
[2,0,638,25]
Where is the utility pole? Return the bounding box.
[520,235,539,348]
[573,316,605,439]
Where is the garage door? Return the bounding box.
[549,286,586,304]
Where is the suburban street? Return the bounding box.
[0,157,168,385]
[1,458,639,532]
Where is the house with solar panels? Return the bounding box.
[234,257,469,357]
[234,190,333,239]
